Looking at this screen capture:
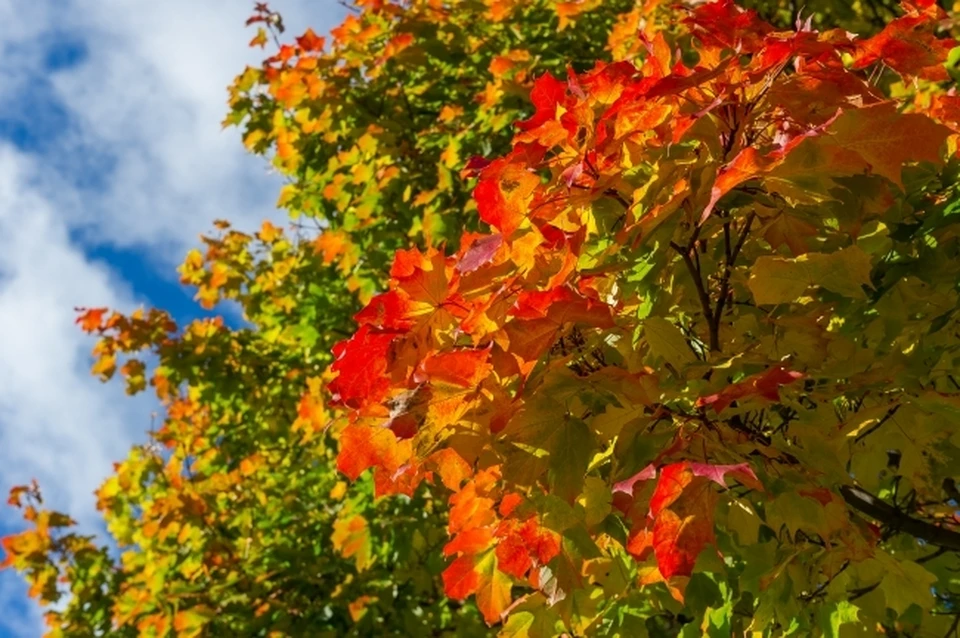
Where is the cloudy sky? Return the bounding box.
[0,1,344,634]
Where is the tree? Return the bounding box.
[1,1,658,636]
[328,0,960,634]
[4,0,960,637]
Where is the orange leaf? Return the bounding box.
[336,425,406,480]
[75,307,108,332]
[442,549,511,625]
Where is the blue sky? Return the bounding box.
[0,1,344,634]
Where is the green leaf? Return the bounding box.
[748,246,873,305]
[643,317,696,369]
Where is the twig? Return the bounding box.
[670,241,718,350]
[840,484,960,551]
[853,404,901,444]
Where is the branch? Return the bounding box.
[604,188,631,211]
[670,241,718,350]
[853,404,901,443]
[711,212,755,348]
[840,484,960,552]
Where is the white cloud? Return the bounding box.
[0,144,150,638]
[3,0,344,261]
[0,1,345,635]
[0,147,147,515]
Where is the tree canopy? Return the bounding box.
[5,1,960,636]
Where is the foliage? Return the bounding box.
[4,0,960,637]
[328,0,960,635]
[3,223,487,636]
[227,0,649,303]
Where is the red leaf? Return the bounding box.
[612,464,656,497]
[328,325,397,408]
[650,463,694,516]
[442,550,511,625]
[354,291,413,330]
[443,554,480,599]
[647,464,720,580]
[696,365,804,413]
[689,462,761,491]
[415,348,492,387]
[444,527,494,557]
[852,4,955,81]
[516,73,567,133]
[474,158,540,237]
[296,28,325,52]
[684,0,772,53]
[75,307,108,333]
[457,234,503,273]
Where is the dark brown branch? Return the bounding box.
[847,581,881,602]
[670,241,719,350]
[711,212,755,348]
[799,561,849,602]
[853,404,901,444]
[840,484,960,552]
[604,188,631,210]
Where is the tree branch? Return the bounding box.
[711,212,755,348]
[853,404,901,444]
[840,484,960,552]
[670,241,719,350]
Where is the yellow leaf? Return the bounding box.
[643,317,696,369]
[748,246,873,305]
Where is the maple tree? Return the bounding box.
[5,0,960,637]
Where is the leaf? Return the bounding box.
[577,477,612,527]
[336,425,406,481]
[696,366,804,413]
[75,307,108,332]
[649,463,719,581]
[612,464,656,498]
[852,6,955,80]
[328,325,397,408]
[503,409,596,503]
[332,513,374,571]
[643,317,696,369]
[748,246,874,305]
[173,606,214,636]
[416,348,492,387]
[825,102,950,187]
[442,548,511,625]
[475,158,540,237]
[458,234,504,273]
[500,595,564,637]
[819,600,860,638]
[874,552,937,615]
[762,212,817,256]
[689,462,761,491]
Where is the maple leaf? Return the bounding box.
[331,512,374,571]
[296,28,324,53]
[475,157,541,237]
[640,462,756,583]
[443,549,512,625]
[75,307,108,333]
[824,102,950,188]
[457,234,504,273]
[328,325,399,408]
[336,417,417,487]
[852,4,955,80]
[683,0,771,52]
[697,366,804,413]
[747,246,874,305]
